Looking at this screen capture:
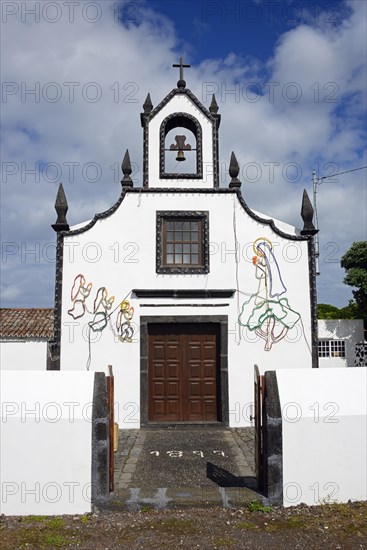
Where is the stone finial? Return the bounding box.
[229,152,241,188]
[209,94,219,114]
[121,149,133,187]
[51,183,69,231]
[301,189,318,235]
[143,93,153,114]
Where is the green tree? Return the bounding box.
[341,241,367,316]
[317,303,342,319]
[317,301,359,319]
[339,300,359,319]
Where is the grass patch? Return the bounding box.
[140,504,154,513]
[22,515,45,523]
[47,517,64,529]
[80,514,90,524]
[5,529,79,549]
[1,517,81,549]
[43,533,74,547]
[247,500,272,513]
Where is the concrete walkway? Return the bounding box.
[110,428,264,510]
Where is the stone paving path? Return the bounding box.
[111,428,263,510]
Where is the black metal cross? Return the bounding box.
[173,57,191,82]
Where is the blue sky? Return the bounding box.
[148,0,351,63]
[1,0,366,308]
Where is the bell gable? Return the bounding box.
[140,59,220,189]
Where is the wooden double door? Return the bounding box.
[148,323,219,422]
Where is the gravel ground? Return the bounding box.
[1,501,366,549]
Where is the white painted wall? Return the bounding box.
[0,340,48,370]
[60,190,312,428]
[276,368,367,507]
[0,371,95,515]
[318,319,365,368]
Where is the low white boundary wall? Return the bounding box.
[0,370,109,516]
[263,368,367,507]
[318,319,365,368]
[0,340,48,370]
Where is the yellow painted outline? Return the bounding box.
[253,237,272,257]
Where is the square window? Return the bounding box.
[318,340,346,358]
[156,211,209,274]
[330,340,345,358]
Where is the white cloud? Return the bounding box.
[1,0,366,308]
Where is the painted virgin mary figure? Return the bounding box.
[238,238,300,351]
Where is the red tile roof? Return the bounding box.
[0,308,54,339]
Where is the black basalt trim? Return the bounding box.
[129,187,237,193]
[156,210,209,274]
[149,88,214,122]
[160,112,203,179]
[91,372,109,505]
[235,189,308,242]
[140,315,228,427]
[263,371,283,505]
[55,189,237,239]
[212,118,220,188]
[308,238,319,368]
[139,303,230,307]
[142,87,220,187]
[60,189,128,237]
[132,188,308,241]
[57,187,308,246]
[133,289,235,298]
[142,117,149,187]
[48,232,63,370]
[48,191,129,366]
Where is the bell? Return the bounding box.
[176,150,186,162]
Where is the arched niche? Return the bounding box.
[160,112,202,179]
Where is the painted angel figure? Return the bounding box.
[238,238,300,351]
[115,300,134,342]
[67,274,92,320]
[88,287,115,333]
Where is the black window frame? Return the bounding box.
[156,211,209,274]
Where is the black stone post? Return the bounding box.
[140,93,153,188]
[49,184,69,370]
[229,152,241,188]
[300,189,319,368]
[307,237,319,368]
[263,371,283,505]
[91,373,110,506]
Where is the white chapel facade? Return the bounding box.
[51,60,318,428]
